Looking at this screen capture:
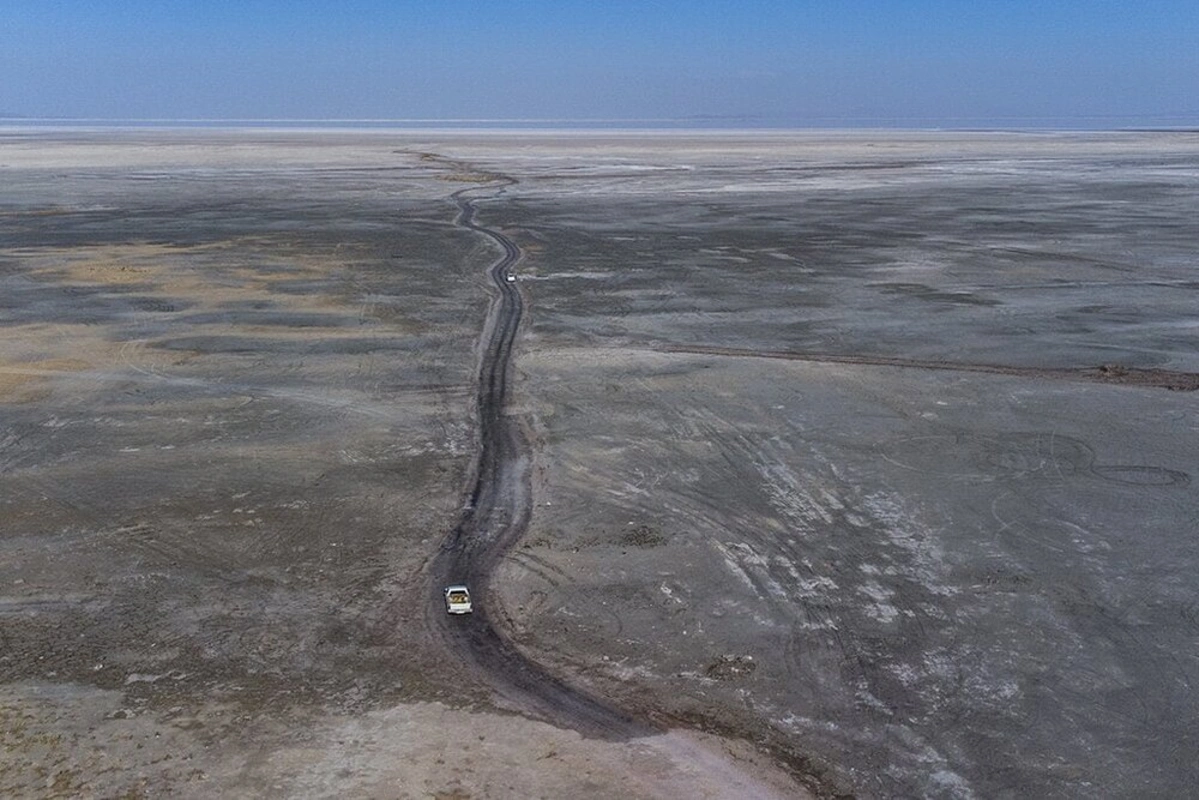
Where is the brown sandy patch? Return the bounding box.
[0,359,92,402]
[8,241,378,328]
[22,240,350,291]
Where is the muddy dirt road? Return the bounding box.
[429,180,650,738]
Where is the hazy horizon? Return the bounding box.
[3,1,1198,128]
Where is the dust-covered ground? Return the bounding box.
[2,128,1199,798]
[0,130,809,799]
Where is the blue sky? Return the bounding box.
[3,0,1197,125]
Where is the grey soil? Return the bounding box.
[3,128,1199,798]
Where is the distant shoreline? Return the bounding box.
[3,115,1198,133]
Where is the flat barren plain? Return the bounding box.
[2,128,1198,798]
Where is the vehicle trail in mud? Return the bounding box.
[428,178,651,740]
[656,344,1199,391]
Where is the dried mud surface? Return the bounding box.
[3,128,1199,798]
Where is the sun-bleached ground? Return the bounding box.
[3,128,1198,797]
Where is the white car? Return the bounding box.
[505,274,516,282]
[444,585,473,614]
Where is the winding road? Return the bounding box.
[428,180,651,739]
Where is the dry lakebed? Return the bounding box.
[2,128,1198,798]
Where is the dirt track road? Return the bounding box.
[428,180,650,739]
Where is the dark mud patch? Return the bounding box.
[705,654,758,680]
[1081,363,1199,391]
[1090,464,1191,486]
[656,344,1199,391]
[875,282,1001,306]
[151,335,427,355]
[619,524,667,548]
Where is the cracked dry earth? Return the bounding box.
[4,128,1199,798]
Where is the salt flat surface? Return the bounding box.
[2,128,1198,798]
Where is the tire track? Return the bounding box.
[655,343,1199,391]
[427,177,651,740]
